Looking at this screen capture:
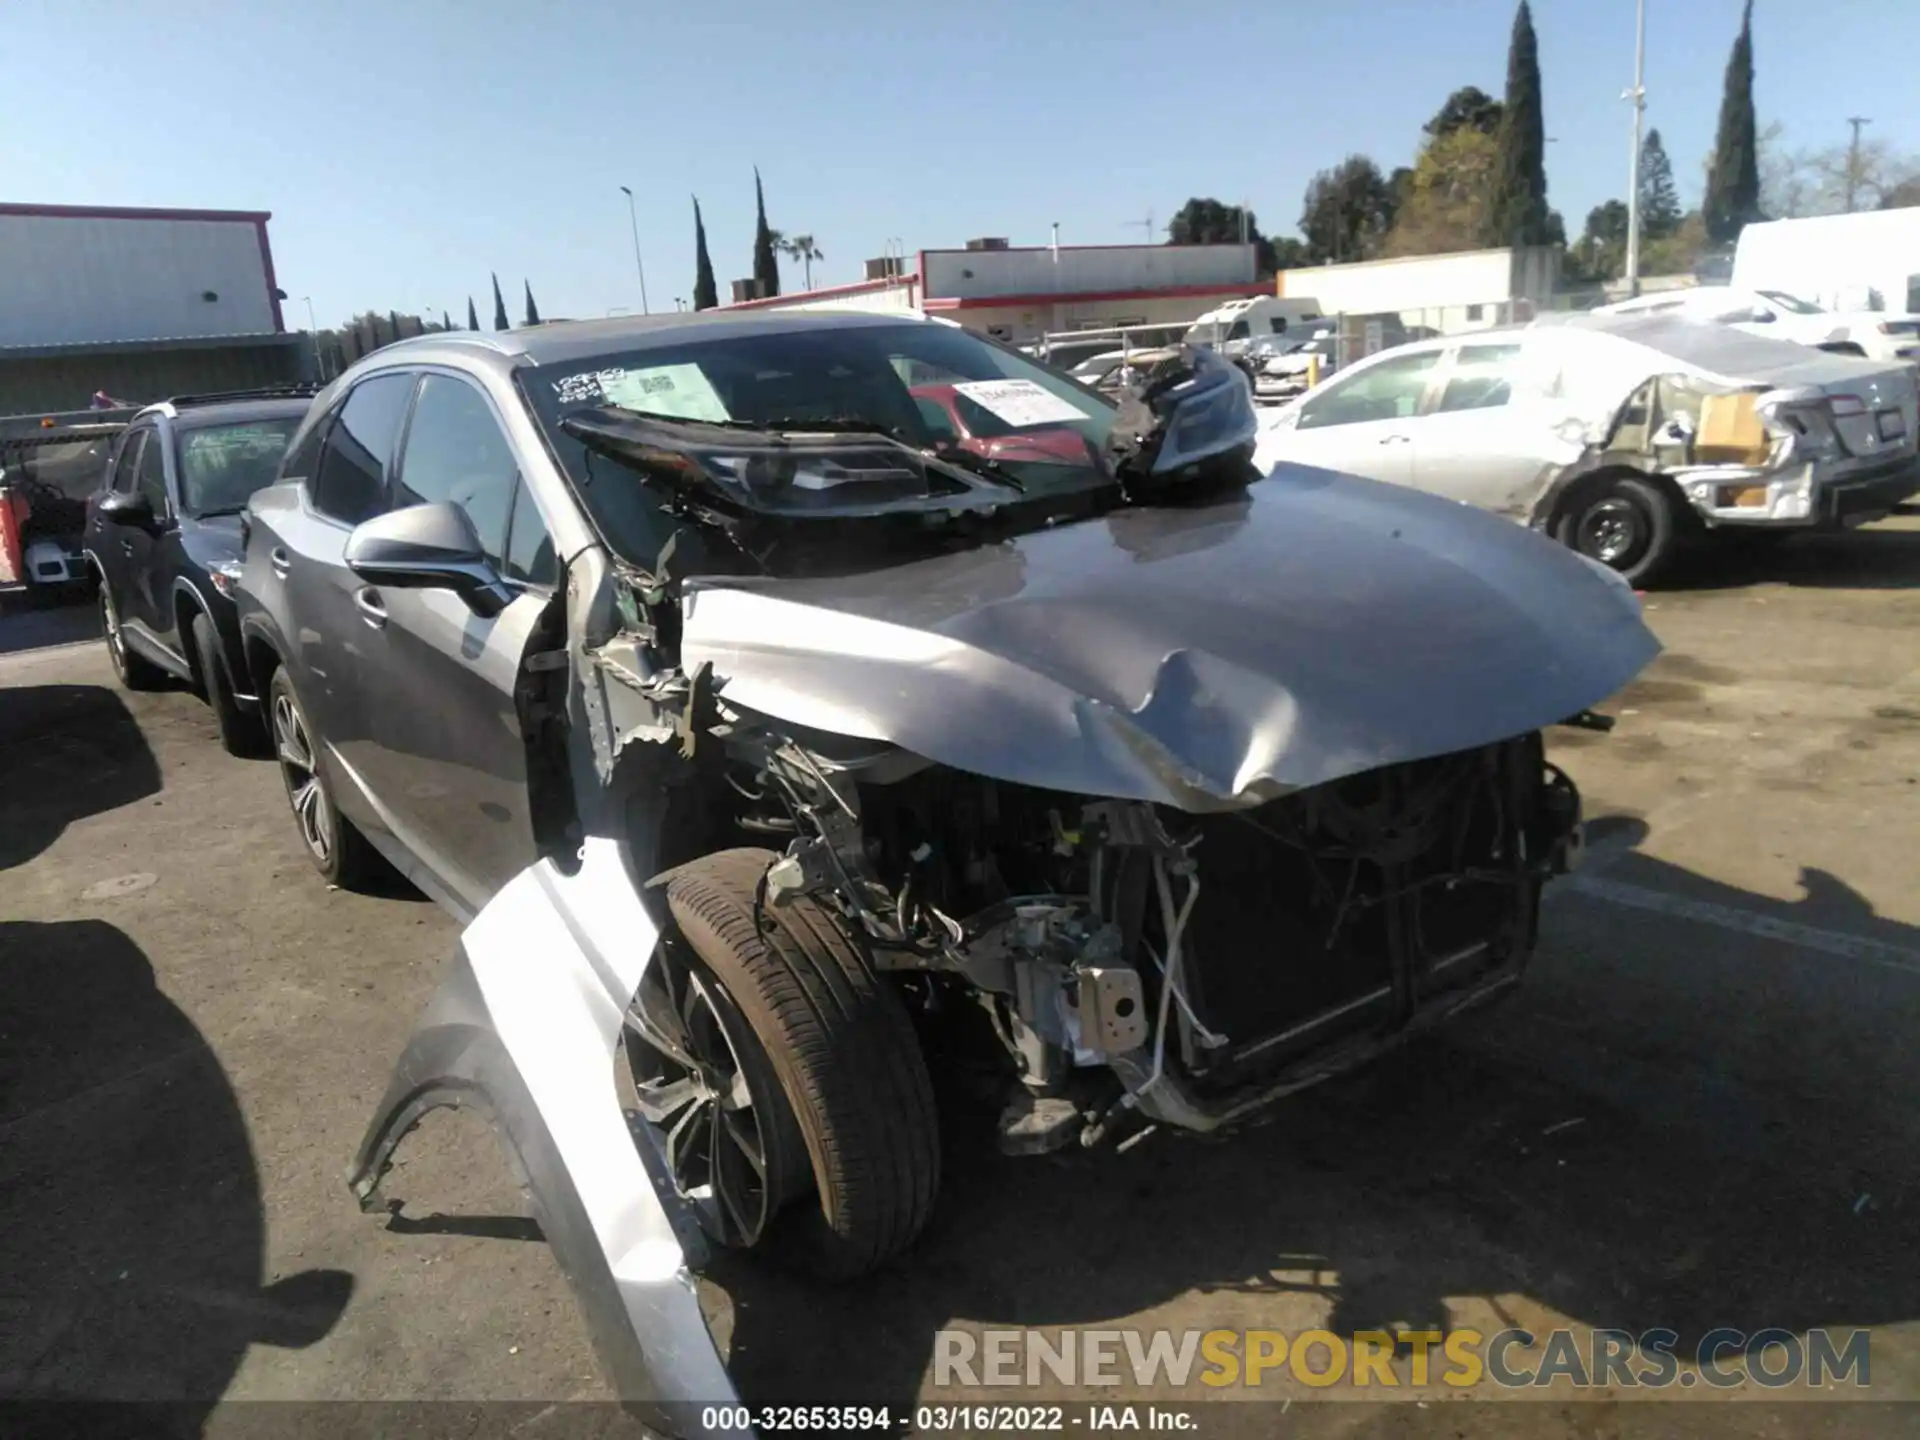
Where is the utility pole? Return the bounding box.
[1621,0,1648,297]
[1845,116,1871,212]
[618,185,651,314]
[1126,210,1154,243]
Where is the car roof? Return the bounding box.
[134,395,315,429]
[362,308,940,375]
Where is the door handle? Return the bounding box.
[1379,433,1412,445]
[269,546,291,577]
[353,586,388,630]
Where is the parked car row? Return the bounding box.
[78,309,1659,1419]
[1253,311,1920,585]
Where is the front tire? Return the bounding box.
[1555,473,1678,587]
[192,611,267,757]
[267,667,382,888]
[640,847,942,1278]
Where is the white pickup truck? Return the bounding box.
[1593,285,1920,365]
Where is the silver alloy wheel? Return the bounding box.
[271,692,332,864]
[623,950,790,1249]
[100,587,127,678]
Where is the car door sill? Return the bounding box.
[122,622,194,680]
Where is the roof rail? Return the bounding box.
[162,383,323,409]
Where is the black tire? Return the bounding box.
[659,847,941,1278]
[100,583,166,691]
[192,610,267,757]
[1554,473,1677,587]
[266,666,384,888]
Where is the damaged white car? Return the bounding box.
[232,312,1654,1420]
[1254,312,1920,585]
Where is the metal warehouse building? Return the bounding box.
[723,238,1267,344]
[0,202,304,414]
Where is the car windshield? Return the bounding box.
[1756,289,1826,315]
[177,418,302,516]
[522,320,1120,562]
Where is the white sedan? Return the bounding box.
[1593,285,1920,365]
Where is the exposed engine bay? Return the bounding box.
[654,713,1582,1152]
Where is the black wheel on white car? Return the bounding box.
[191,611,267,758]
[1555,473,1676,587]
[100,583,165,691]
[267,666,382,888]
[636,847,941,1278]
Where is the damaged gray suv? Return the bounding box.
[235,311,1654,1409]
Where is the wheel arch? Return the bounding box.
[239,617,285,698]
[1537,461,1693,538]
[171,580,214,688]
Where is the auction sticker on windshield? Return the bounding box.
[953,379,1088,428]
[550,364,731,423]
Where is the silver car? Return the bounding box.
[232,311,1652,1424]
[1254,312,1920,585]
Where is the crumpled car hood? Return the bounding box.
[677,468,1659,810]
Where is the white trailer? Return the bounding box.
[1732,208,1920,314]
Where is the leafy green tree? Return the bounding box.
[1383,125,1501,256]
[752,168,780,298]
[1427,86,1503,139]
[1704,0,1761,242]
[1165,197,1286,275]
[1299,155,1397,263]
[1492,1,1551,246]
[692,197,718,311]
[1639,129,1682,240]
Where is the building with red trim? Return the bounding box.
[0,202,303,413]
[721,238,1267,344]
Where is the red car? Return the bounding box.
[909,384,1094,467]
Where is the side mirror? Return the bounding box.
[1748,307,1776,324]
[344,501,512,618]
[97,489,155,528]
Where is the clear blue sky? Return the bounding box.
[10,0,1915,329]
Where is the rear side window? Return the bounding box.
[392,374,519,563]
[1437,344,1524,413]
[311,374,416,526]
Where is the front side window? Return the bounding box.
[135,428,170,517]
[504,479,557,586]
[393,374,520,563]
[110,430,147,494]
[310,373,416,526]
[1296,350,1440,430]
[1436,345,1524,413]
[176,418,303,517]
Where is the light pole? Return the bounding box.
[1845,117,1872,212]
[301,296,324,380]
[619,185,651,315]
[1622,0,1648,297]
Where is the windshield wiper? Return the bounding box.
[924,444,1027,492]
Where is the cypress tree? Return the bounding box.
[467,297,480,331]
[1492,1,1550,247]
[752,168,780,298]
[1703,1,1761,243]
[692,197,719,311]
[491,273,511,332]
[441,310,453,333]
[523,281,541,327]
[1639,129,1682,240]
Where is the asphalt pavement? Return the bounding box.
[2,518,1916,1437]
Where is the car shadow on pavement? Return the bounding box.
[0,685,164,870]
[1674,521,1920,591]
[0,918,352,1417]
[706,834,1918,1416]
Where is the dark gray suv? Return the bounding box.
[234,311,1650,1410]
